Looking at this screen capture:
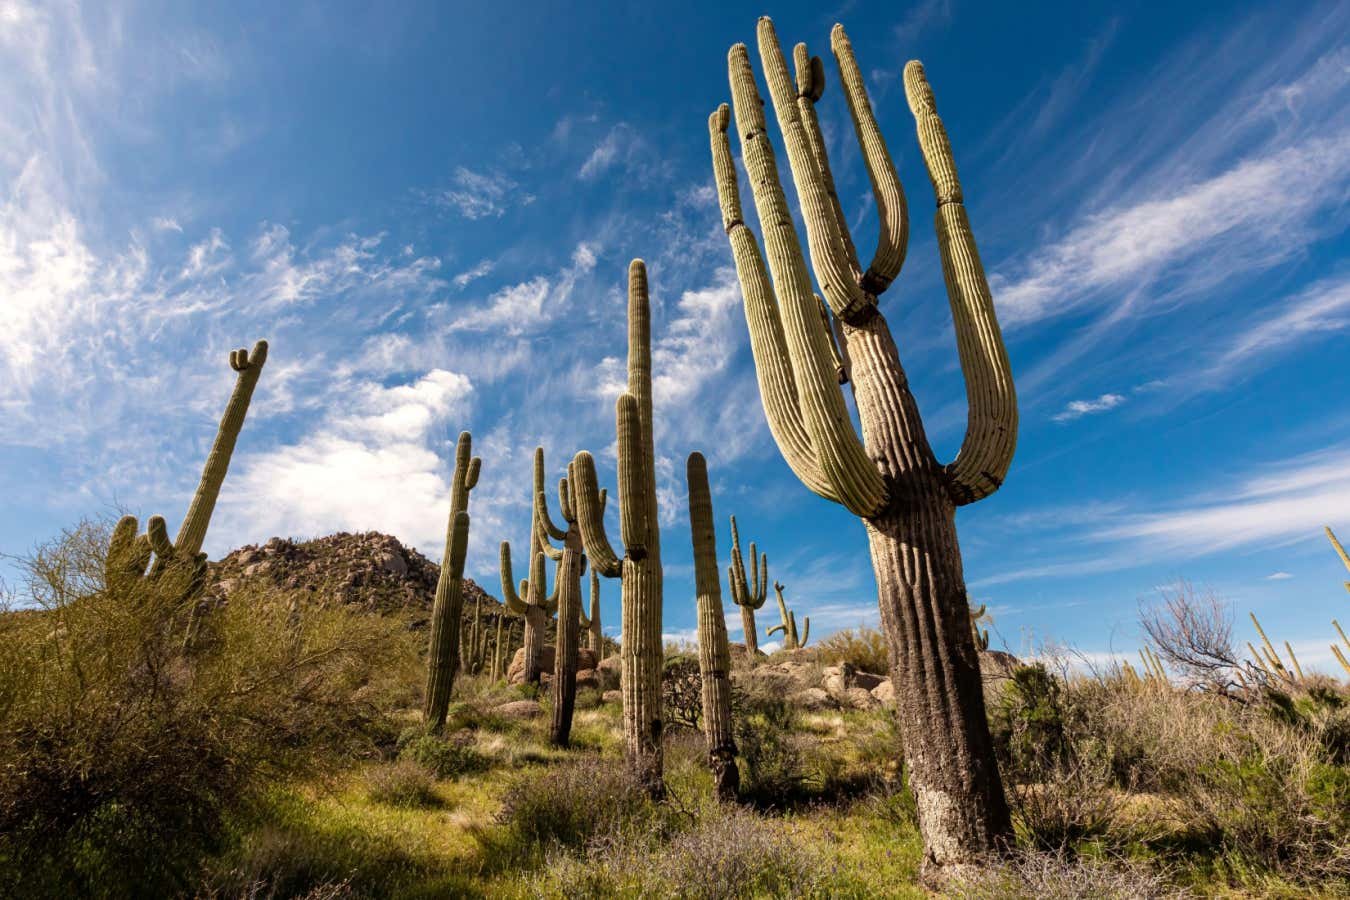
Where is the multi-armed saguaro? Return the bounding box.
[727,516,768,655]
[423,431,481,732]
[687,452,740,801]
[572,259,666,797]
[709,19,1018,872]
[767,580,809,650]
[500,449,562,684]
[534,448,588,747]
[106,340,269,609]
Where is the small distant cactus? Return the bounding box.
[534,448,588,747]
[580,568,604,659]
[970,603,991,651]
[423,431,481,732]
[572,260,666,797]
[727,516,768,655]
[106,340,267,627]
[1328,526,1350,595]
[687,452,739,801]
[766,581,809,650]
[500,448,564,684]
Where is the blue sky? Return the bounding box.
[2,1,1348,671]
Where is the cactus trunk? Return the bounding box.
[423,431,482,732]
[687,453,739,801]
[550,531,584,746]
[710,20,1016,874]
[572,260,665,797]
[739,604,759,656]
[587,569,604,657]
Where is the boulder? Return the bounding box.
[495,700,543,719]
[575,668,601,691]
[507,645,601,685]
[789,687,837,711]
[839,686,879,711]
[870,678,895,707]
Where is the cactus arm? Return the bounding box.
[499,542,529,615]
[766,623,787,638]
[1283,641,1305,682]
[534,489,565,562]
[756,551,768,607]
[710,107,839,505]
[816,294,849,384]
[724,46,888,517]
[1332,644,1350,677]
[794,44,863,284]
[534,447,567,540]
[175,340,268,556]
[903,63,1017,506]
[729,516,749,606]
[615,393,650,559]
[755,19,875,325]
[828,25,908,292]
[1327,527,1350,593]
[106,514,153,584]
[799,615,810,648]
[573,451,623,578]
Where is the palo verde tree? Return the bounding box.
[709,19,1017,875]
[572,259,666,797]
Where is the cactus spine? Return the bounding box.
[106,341,268,614]
[687,452,740,801]
[766,580,809,649]
[727,516,768,655]
[423,431,481,731]
[500,449,562,684]
[709,19,1017,868]
[535,448,588,747]
[572,259,665,796]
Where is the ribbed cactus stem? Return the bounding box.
[536,451,587,747]
[711,20,1017,870]
[771,581,806,650]
[571,259,665,797]
[1327,527,1350,594]
[175,340,268,557]
[687,453,739,801]
[587,568,604,657]
[728,515,769,656]
[423,431,481,731]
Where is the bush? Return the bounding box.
[733,688,808,806]
[397,730,489,780]
[817,626,890,676]
[492,757,663,862]
[663,654,703,731]
[363,761,439,808]
[948,849,1187,899]
[0,520,418,898]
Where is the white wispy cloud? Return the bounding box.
[448,242,597,335]
[452,258,495,289]
[1265,572,1294,580]
[1052,392,1125,423]
[432,166,528,220]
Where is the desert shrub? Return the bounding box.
[492,757,664,862]
[363,760,439,808]
[574,685,602,710]
[733,688,808,806]
[817,626,891,676]
[948,849,1188,899]
[0,520,417,899]
[663,654,703,731]
[397,730,490,779]
[993,664,1122,851]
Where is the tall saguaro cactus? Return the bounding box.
[687,453,740,801]
[727,516,769,655]
[535,448,588,747]
[767,580,809,649]
[106,340,268,606]
[423,431,482,731]
[500,448,565,684]
[709,19,1017,872]
[572,259,666,797]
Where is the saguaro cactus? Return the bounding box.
[572,259,666,797]
[1328,526,1350,595]
[727,516,768,655]
[766,580,809,650]
[106,340,268,608]
[581,569,604,658]
[687,452,740,801]
[500,448,563,684]
[423,431,481,731]
[709,19,1017,871]
[535,448,588,747]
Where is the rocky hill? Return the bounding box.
[208,531,500,624]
